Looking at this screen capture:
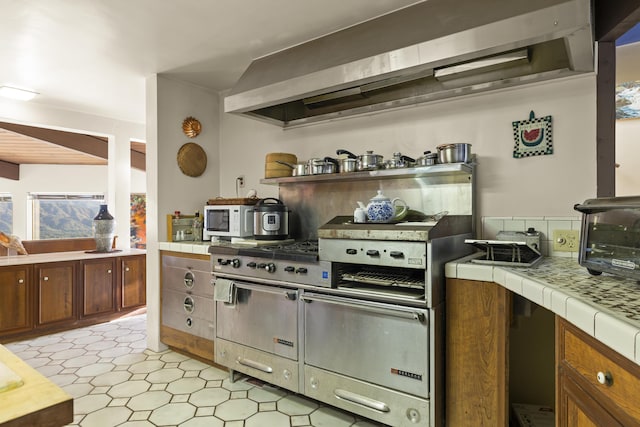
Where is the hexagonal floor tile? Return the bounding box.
[165,377,206,394]
[127,390,172,411]
[146,367,184,384]
[180,416,225,427]
[76,362,114,377]
[74,393,112,415]
[277,394,319,416]
[148,402,196,425]
[62,354,99,368]
[128,359,165,374]
[108,379,150,398]
[247,385,287,403]
[246,410,291,427]
[309,406,356,427]
[91,370,132,387]
[215,398,259,421]
[189,387,231,407]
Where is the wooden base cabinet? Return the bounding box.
[0,265,32,335]
[557,318,640,426]
[445,278,511,427]
[35,262,76,326]
[120,255,146,309]
[81,258,116,317]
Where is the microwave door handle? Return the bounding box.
[301,293,425,322]
[574,203,640,213]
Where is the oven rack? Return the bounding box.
[340,269,425,290]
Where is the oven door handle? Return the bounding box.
[334,388,390,413]
[301,293,426,322]
[234,282,298,300]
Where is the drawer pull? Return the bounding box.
[237,357,273,374]
[334,388,390,413]
[597,371,613,386]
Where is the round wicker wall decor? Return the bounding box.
[177,142,207,177]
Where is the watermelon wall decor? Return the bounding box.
[512,110,552,158]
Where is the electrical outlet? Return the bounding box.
[237,176,245,188]
[553,229,580,252]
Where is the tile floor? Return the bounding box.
[5,314,386,427]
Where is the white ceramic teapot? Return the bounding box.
[365,190,408,223]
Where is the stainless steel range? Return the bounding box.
[210,215,472,427]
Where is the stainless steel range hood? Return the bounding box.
[225,0,593,129]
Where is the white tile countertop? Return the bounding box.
[158,241,211,255]
[446,255,640,366]
[0,248,146,267]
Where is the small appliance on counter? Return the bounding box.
[465,228,542,267]
[253,198,289,240]
[203,200,256,241]
[167,213,196,242]
[574,196,640,280]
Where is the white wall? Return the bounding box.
[219,75,597,216]
[616,119,640,195]
[145,75,220,352]
[0,97,145,242]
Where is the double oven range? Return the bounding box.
[210,215,472,427]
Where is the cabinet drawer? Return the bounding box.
[163,263,212,296]
[560,321,640,421]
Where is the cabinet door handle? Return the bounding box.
[43,276,49,281]
[597,371,613,386]
[125,267,130,272]
[107,269,112,274]
[18,278,24,284]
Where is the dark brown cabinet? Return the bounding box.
[35,262,76,326]
[120,255,146,309]
[0,265,32,335]
[557,318,640,426]
[81,258,116,317]
[0,253,145,342]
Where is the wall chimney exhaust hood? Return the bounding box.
[224,0,593,129]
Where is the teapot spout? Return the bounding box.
[357,201,366,209]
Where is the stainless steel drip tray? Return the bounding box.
[465,239,543,267]
[337,283,425,300]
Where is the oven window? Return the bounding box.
[585,209,640,265]
[207,210,229,232]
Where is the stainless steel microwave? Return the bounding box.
[574,196,640,280]
[203,204,253,240]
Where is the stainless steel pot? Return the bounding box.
[253,198,289,240]
[336,149,357,173]
[308,157,338,174]
[275,160,308,176]
[416,151,439,166]
[436,143,472,163]
[384,152,415,169]
[357,150,384,171]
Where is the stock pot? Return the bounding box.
[335,149,357,173]
[436,143,472,163]
[308,157,338,174]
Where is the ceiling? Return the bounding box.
[0,0,638,174]
[0,0,420,173]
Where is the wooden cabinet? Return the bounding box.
[120,254,146,309]
[0,253,146,342]
[0,265,32,335]
[557,318,640,426]
[81,258,116,317]
[445,278,511,427]
[35,262,76,326]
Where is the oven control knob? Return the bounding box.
[265,263,276,273]
[346,249,358,255]
[366,249,380,257]
[296,267,308,274]
[284,266,295,273]
[247,262,257,268]
[389,251,404,258]
[219,259,230,266]
[231,258,241,268]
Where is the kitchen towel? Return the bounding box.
[214,278,237,305]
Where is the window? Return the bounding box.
[0,194,12,234]
[29,193,104,239]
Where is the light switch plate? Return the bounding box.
[553,229,579,252]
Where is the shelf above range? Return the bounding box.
[260,162,475,185]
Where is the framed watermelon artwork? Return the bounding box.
[512,110,553,158]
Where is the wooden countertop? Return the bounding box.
[0,345,72,427]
